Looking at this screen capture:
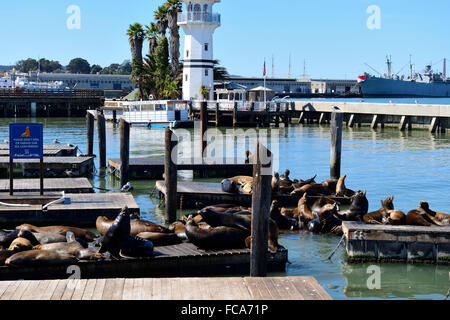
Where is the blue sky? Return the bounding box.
[1,0,449,79]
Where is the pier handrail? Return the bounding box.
[0,89,104,99]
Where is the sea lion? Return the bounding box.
[8,238,33,252]
[420,201,450,226]
[169,221,187,240]
[197,203,249,214]
[307,218,322,233]
[280,207,299,220]
[291,183,330,197]
[239,182,253,195]
[297,193,316,225]
[363,196,395,224]
[5,250,78,267]
[229,176,253,186]
[136,232,182,246]
[336,175,348,197]
[279,170,294,193]
[185,220,248,250]
[32,232,67,244]
[321,179,338,195]
[34,242,102,260]
[405,206,435,227]
[317,204,343,235]
[244,219,282,253]
[338,190,369,221]
[99,207,132,257]
[0,250,15,266]
[270,200,298,230]
[221,179,239,194]
[311,196,339,217]
[384,210,406,225]
[17,224,96,242]
[119,236,154,258]
[0,229,20,248]
[271,172,280,193]
[199,208,252,232]
[96,216,171,236]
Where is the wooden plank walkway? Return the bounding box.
[0,144,78,157]
[0,276,331,300]
[0,192,139,226]
[0,156,94,177]
[156,181,351,209]
[0,243,287,280]
[343,222,450,264]
[108,157,253,179]
[0,178,94,193]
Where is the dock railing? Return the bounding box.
[191,101,290,112]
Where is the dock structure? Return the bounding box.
[293,100,450,133]
[0,156,94,178]
[342,222,450,265]
[0,276,331,300]
[0,144,78,157]
[0,89,104,118]
[190,101,292,127]
[0,178,94,193]
[108,157,253,180]
[0,242,287,281]
[0,192,139,226]
[155,181,351,209]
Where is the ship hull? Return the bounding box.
[360,77,450,97]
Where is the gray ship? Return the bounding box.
[358,57,449,97]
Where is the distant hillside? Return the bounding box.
[0,65,13,71]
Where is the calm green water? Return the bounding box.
[0,117,449,300]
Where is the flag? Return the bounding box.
[263,60,266,77]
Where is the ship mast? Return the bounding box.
[409,54,414,79]
[386,55,392,78]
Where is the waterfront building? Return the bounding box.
[178,0,221,101]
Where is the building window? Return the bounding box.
[205,69,208,76]
[204,43,209,51]
[185,74,188,81]
[186,50,189,58]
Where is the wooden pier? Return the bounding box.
[109,157,253,180]
[0,178,94,193]
[155,181,351,209]
[293,100,450,133]
[0,144,78,157]
[342,222,450,265]
[0,276,331,300]
[0,242,287,281]
[0,156,94,178]
[0,192,139,226]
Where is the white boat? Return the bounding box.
[102,100,194,128]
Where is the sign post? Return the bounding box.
[9,123,44,195]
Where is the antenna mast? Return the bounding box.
[271,55,274,78]
[409,54,414,79]
[386,55,392,78]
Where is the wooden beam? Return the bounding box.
[250,142,273,277]
[86,112,94,156]
[97,112,106,169]
[330,112,343,180]
[119,119,130,189]
[347,114,355,128]
[371,114,379,130]
[298,112,305,124]
[200,101,207,156]
[399,116,412,131]
[164,128,178,224]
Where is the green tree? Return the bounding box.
[213,60,229,81]
[166,0,182,78]
[127,23,145,98]
[67,58,91,74]
[15,58,38,73]
[118,60,132,75]
[91,64,103,74]
[154,5,168,35]
[199,85,210,100]
[145,22,159,58]
[38,59,62,73]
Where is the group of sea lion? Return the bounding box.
[222,171,356,199]
[363,197,449,227]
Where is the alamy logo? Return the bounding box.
[366,265,381,290]
[66,5,81,30]
[366,5,381,30]
[66,265,81,290]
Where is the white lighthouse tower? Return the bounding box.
[178,0,221,101]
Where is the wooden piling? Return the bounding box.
[298,112,306,124]
[399,116,412,131]
[112,110,117,123]
[119,119,130,188]
[215,102,220,127]
[250,142,273,277]
[97,112,106,169]
[330,112,343,180]
[200,101,208,157]
[275,103,280,128]
[430,117,440,133]
[347,114,355,128]
[164,127,178,223]
[86,112,94,157]
[371,114,379,130]
[233,102,238,127]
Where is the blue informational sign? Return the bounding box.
[9,123,43,159]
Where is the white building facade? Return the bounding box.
[178,0,221,101]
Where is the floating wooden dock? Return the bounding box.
[109,157,253,180]
[0,178,94,193]
[0,276,331,300]
[0,192,139,227]
[0,242,287,281]
[342,222,450,265]
[0,144,78,157]
[0,156,94,178]
[155,181,351,209]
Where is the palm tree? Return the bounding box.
[154,5,169,36]
[166,0,182,78]
[126,23,145,98]
[145,23,159,57]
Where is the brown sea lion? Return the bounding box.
[291,183,331,197]
[185,220,248,250]
[363,196,395,224]
[297,193,316,225]
[199,208,252,232]
[99,207,131,257]
[279,170,294,193]
[420,201,450,226]
[221,179,239,194]
[17,224,96,242]
[8,238,33,252]
[292,175,318,190]
[336,175,347,197]
[32,232,67,244]
[280,207,299,220]
[311,196,339,217]
[196,203,249,214]
[96,216,171,236]
[271,172,280,193]
[270,200,298,230]
[318,204,343,235]
[384,210,406,225]
[244,219,282,253]
[321,179,338,195]
[229,176,253,186]
[5,250,78,267]
[169,221,187,240]
[0,230,20,248]
[405,207,435,226]
[338,190,369,221]
[239,182,253,195]
[136,232,182,246]
[0,250,15,266]
[34,242,102,260]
